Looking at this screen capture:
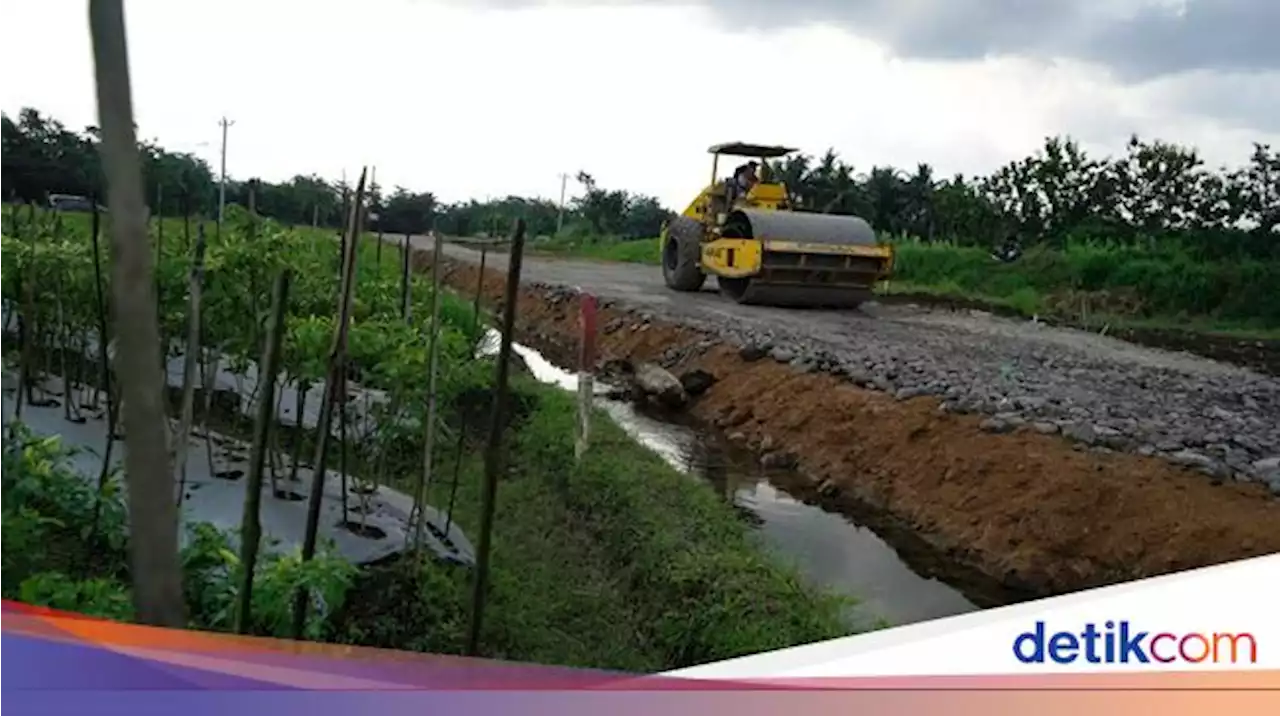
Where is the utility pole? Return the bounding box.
[556,172,570,235]
[217,116,234,230]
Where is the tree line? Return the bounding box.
[770,136,1278,260]
[4,106,1276,258]
[1,107,673,239]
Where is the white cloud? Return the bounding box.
[2,0,1274,210]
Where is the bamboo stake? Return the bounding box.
[444,246,488,536]
[53,244,80,423]
[174,222,208,505]
[234,269,291,635]
[465,218,526,657]
[409,230,445,546]
[88,196,117,537]
[292,168,367,639]
[400,234,412,323]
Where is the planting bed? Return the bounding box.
[2,208,857,669]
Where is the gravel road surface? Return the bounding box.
[410,235,1280,492]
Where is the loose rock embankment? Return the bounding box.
[407,243,1280,599]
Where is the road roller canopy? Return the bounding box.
[707,142,798,159]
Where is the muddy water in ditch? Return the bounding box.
[498,336,979,628]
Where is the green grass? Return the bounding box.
[888,239,1279,332]
[332,380,853,669]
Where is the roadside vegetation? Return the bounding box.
[6,107,1274,332]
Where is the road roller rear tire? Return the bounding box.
[662,217,705,292]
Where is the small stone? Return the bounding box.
[1168,449,1216,470]
[770,347,796,363]
[1252,457,1280,473]
[895,386,929,401]
[739,345,768,362]
[1093,425,1130,449]
[679,369,716,396]
[728,431,747,443]
[1032,421,1059,435]
[1062,422,1098,446]
[980,418,1014,434]
[816,479,839,497]
[760,434,775,451]
[790,358,817,373]
[1016,396,1049,411]
[1197,461,1233,481]
[841,366,870,384]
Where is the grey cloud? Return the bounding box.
[459,0,1280,133]
[1083,0,1280,79]
[471,0,1280,79]
[1150,71,1280,134]
[710,0,1280,80]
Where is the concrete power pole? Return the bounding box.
[217,116,234,230]
[556,172,570,235]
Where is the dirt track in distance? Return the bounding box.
[400,234,1280,599]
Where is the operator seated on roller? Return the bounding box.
[726,161,760,205]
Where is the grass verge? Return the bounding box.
[331,377,852,669]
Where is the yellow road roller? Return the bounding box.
[660,142,893,308]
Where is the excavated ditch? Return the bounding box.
[481,331,987,627]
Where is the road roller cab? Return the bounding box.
[661,142,894,308]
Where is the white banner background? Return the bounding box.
[667,555,1280,678]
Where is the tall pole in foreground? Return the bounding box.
[88,0,186,628]
[217,116,234,231]
[556,172,569,235]
[466,218,527,657]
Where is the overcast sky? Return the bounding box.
[2,0,1276,209]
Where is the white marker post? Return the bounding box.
[575,290,598,461]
